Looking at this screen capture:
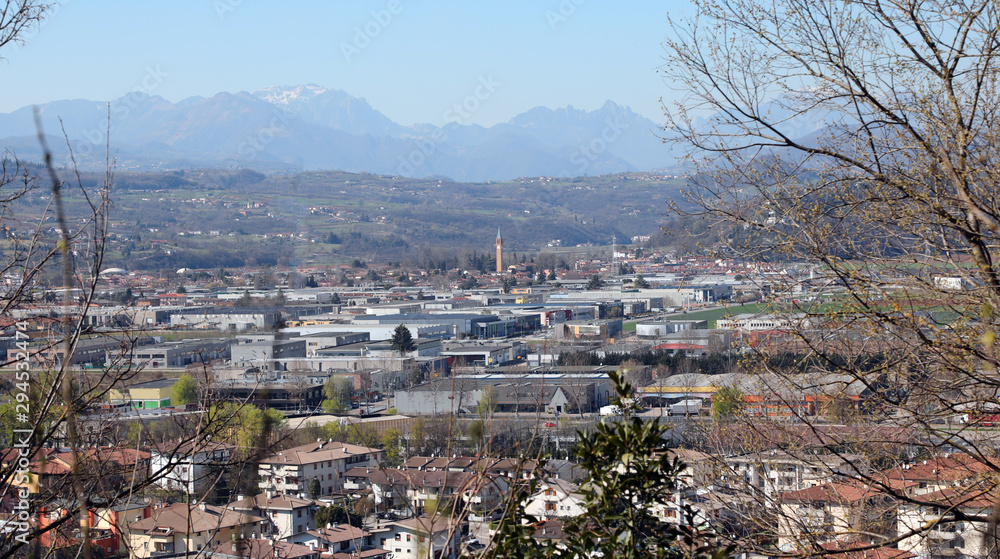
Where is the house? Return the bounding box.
[352,468,508,516]
[524,478,586,520]
[149,439,234,493]
[285,523,384,557]
[258,440,383,497]
[230,493,315,539]
[5,447,150,495]
[123,502,267,559]
[370,515,463,559]
[897,485,1000,559]
[37,501,120,556]
[530,519,571,548]
[777,481,896,552]
[209,538,319,559]
[883,453,994,496]
[93,498,151,554]
[723,450,869,500]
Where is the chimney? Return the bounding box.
[198,502,207,511]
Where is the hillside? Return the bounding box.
[10,169,687,271]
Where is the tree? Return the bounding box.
[0,1,47,56]
[633,274,650,289]
[322,376,354,413]
[390,324,415,355]
[585,274,604,290]
[171,374,199,406]
[315,504,361,529]
[477,385,498,419]
[0,11,296,559]
[501,275,515,293]
[710,385,743,420]
[664,0,1000,554]
[309,477,322,499]
[485,371,727,558]
[380,428,406,467]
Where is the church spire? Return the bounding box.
[495,228,503,273]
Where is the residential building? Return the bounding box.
[230,493,315,539]
[123,502,267,559]
[370,516,463,559]
[898,486,998,559]
[258,440,383,497]
[149,440,234,493]
[349,468,508,516]
[723,450,869,501]
[209,539,319,559]
[777,482,896,552]
[524,478,586,520]
[286,524,386,558]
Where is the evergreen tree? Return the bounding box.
[586,275,605,290]
[390,324,415,355]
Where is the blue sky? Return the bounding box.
[0,1,690,127]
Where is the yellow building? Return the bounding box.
[108,378,179,409]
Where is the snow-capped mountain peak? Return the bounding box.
[252,84,329,107]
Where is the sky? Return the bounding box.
[0,0,693,127]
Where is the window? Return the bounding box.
[298,510,302,517]
[406,535,411,542]
[545,503,556,511]
[395,535,401,541]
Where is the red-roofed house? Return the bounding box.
[897,486,1000,559]
[258,440,383,497]
[778,481,896,552]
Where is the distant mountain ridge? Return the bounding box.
[0,85,678,182]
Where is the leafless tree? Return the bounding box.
[665,0,1000,556]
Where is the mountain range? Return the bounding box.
[0,85,686,182]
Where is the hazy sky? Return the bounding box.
[0,1,691,127]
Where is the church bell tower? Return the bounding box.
[496,228,503,273]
